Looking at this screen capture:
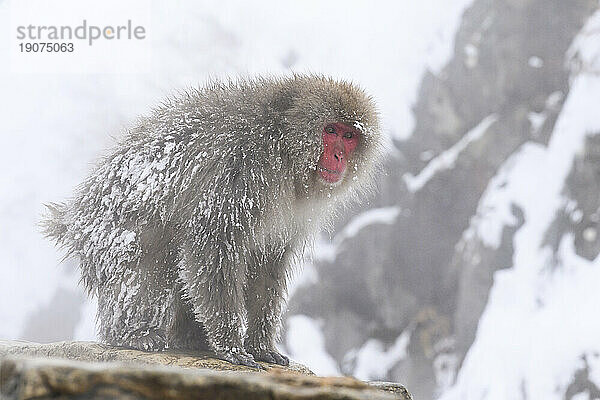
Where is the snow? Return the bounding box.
[403,114,498,193]
[528,111,547,134]
[572,394,592,400]
[343,207,401,239]
[285,315,341,376]
[528,56,544,68]
[464,44,479,68]
[583,227,597,242]
[439,9,600,399]
[466,144,538,249]
[316,206,401,263]
[351,330,410,381]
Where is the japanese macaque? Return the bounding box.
[42,74,384,368]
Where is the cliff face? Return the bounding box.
[285,0,600,398]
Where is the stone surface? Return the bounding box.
[0,340,312,374]
[0,340,412,399]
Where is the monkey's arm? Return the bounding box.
[180,234,258,367]
[178,156,275,368]
[244,243,293,366]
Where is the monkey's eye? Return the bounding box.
[343,131,354,139]
[325,125,336,135]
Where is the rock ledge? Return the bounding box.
[0,340,412,399]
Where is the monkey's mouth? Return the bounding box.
[318,166,343,184]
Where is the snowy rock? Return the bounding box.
[286,0,598,398]
[0,340,412,399]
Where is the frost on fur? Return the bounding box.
[42,74,385,368]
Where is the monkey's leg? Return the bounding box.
[180,242,262,369]
[167,290,210,352]
[96,252,179,352]
[244,248,290,366]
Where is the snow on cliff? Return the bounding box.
[440,9,600,400]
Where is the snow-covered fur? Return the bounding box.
[42,74,384,367]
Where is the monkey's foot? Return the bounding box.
[247,347,290,366]
[123,329,167,352]
[216,347,264,370]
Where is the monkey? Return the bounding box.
[42,74,384,368]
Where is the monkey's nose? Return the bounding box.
[334,152,343,162]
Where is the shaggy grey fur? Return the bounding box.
[42,74,384,368]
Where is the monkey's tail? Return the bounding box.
[40,202,70,246]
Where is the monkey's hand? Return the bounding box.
[216,346,264,370]
[246,344,290,366]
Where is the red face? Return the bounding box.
[317,122,359,184]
